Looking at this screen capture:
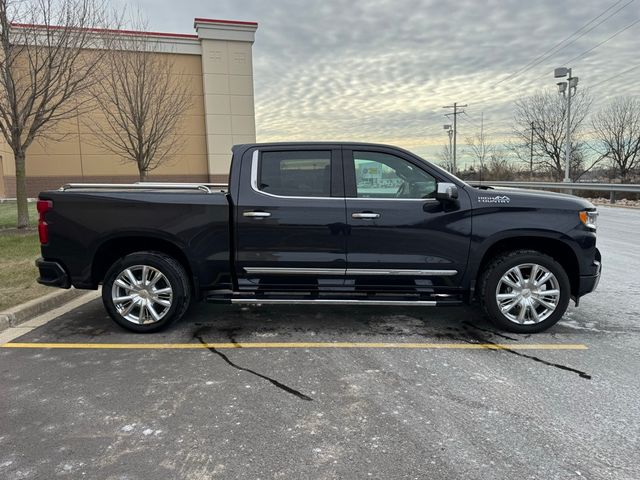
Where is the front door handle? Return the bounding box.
[352,212,381,219]
[243,211,271,218]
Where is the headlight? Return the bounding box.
[579,210,598,231]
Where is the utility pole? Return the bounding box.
[565,72,572,182]
[554,67,578,183]
[530,121,534,180]
[478,112,484,182]
[443,102,467,174]
[443,124,453,169]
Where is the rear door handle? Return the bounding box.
[352,212,381,219]
[243,211,271,218]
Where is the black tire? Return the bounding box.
[102,251,191,333]
[479,249,571,333]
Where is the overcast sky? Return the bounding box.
[139,0,639,164]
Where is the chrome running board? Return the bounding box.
[229,298,438,306]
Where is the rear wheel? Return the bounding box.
[479,250,570,333]
[102,252,191,333]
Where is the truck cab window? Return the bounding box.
[259,151,332,197]
[353,151,436,199]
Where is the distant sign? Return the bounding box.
[360,166,381,179]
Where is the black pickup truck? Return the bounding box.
[35,142,601,333]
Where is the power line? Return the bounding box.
[559,18,640,67]
[589,63,640,89]
[534,17,640,81]
[495,0,634,85]
[461,112,507,135]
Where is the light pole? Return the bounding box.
[443,124,453,170]
[554,67,578,183]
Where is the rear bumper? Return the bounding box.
[36,258,71,289]
[578,248,601,297]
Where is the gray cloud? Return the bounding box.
[140,0,640,162]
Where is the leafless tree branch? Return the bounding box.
[511,89,593,181]
[87,13,192,181]
[591,96,640,182]
[0,0,114,227]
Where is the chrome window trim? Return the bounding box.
[250,150,440,202]
[250,150,343,201]
[243,267,458,276]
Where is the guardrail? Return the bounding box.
[475,181,640,203]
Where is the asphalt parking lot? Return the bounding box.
[1,206,639,479]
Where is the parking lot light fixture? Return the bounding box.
[554,67,577,183]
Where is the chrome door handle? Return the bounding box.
[243,211,271,218]
[352,212,380,219]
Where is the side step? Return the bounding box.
[231,298,439,306]
[206,293,463,307]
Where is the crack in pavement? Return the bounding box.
[193,328,313,401]
[460,324,592,380]
[461,321,519,341]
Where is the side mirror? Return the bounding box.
[435,182,458,201]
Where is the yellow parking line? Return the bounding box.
[0,342,588,350]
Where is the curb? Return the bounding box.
[0,288,90,332]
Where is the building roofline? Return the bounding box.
[194,18,258,26]
[10,22,199,39]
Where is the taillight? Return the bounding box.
[37,199,53,244]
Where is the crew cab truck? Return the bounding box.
[35,142,601,333]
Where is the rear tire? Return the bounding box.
[102,251,191,333]
[479,249,570,333]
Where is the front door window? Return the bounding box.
[353,151,437,199]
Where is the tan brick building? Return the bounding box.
[0,18,258,198]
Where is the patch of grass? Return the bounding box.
[0,232,51,310]
[0,202,38,229]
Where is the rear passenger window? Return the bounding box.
[258,151,332,197]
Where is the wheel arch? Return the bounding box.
[469,234,580,299]
[91,235,197,295]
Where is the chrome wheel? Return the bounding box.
[495,263,561,325]
[111,265,173,325]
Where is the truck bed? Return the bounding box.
[38,185,232,292]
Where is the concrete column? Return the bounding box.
[194,18,258,181]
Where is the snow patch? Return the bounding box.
[558,320,606,332]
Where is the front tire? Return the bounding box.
[102,252,191,333]
[479,250,571,333]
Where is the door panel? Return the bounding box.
[344,149,472,292]
[235,147,347,290]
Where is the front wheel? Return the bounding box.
[102,252,191,333]
[479,250,571,333]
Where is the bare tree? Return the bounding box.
[0,0,111,228]
[511,89,593,181]
[436,144,454,173]
[466,129,494,181]
[591,96,640,182]
[88,17,192,181]
[484,149,519,181]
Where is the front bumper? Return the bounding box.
[578,248,601,297]
[36,258,71,289]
